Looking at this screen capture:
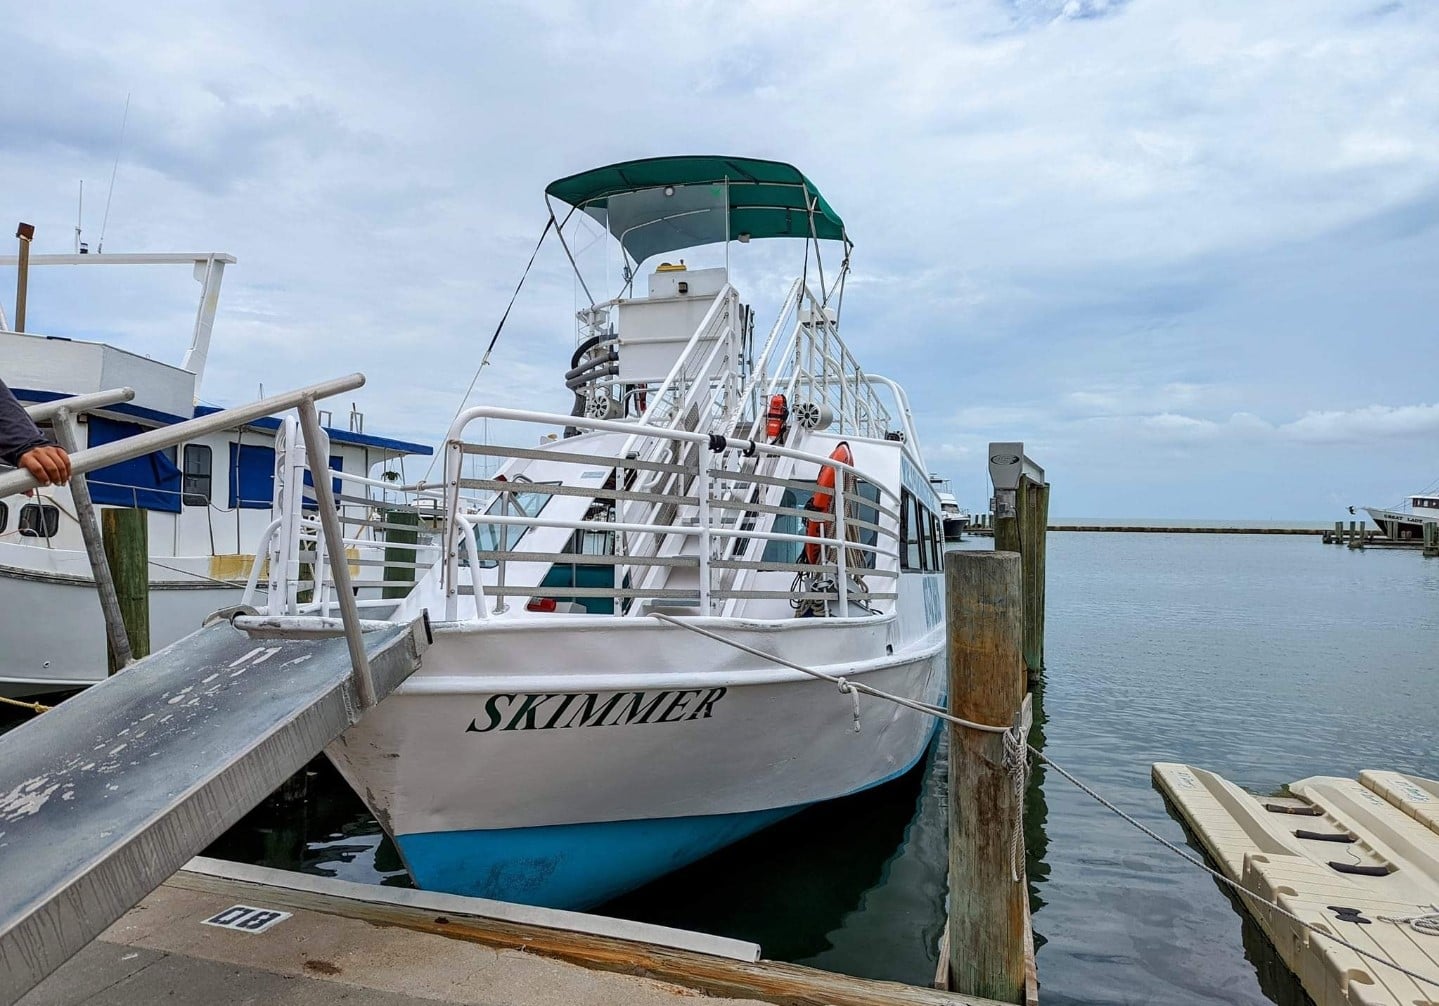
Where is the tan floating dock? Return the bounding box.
[1153,762,1439,1006]
[21,858,1006,1006]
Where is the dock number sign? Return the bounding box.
[201,905,292,934]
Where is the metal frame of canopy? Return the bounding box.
[542,155,853,309]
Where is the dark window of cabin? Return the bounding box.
[848,479,881,570]
[19,503,60,538]
[901,490,923,571]
[930,511,944,568]
[182,444,213,505]
[229,443,277,509]
[0,500,7,533]
[302,455,345,509]
[915,502,934,571]
[762,486,814,565]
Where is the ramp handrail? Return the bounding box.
[0,373,366,500]
[22,387,137,423]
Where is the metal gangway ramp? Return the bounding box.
[0,375,430,1005]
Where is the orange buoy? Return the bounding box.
[765,394,789,441]
[803,441,853,565]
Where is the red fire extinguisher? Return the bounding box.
[765,394,789,442]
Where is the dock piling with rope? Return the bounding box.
[944,550,1030,1004]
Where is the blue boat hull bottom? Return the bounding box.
[396,804,803,910]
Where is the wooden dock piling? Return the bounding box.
[993,480,1047,675]
[101,507,150,674]
[945,550,1027,1004]
[1425,522,1438,558]
[383,508,421,599]
[1347,520,1364,550]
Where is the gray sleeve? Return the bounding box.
[0,377,49,467]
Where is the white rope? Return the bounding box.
[1379,908,1439,938]
[648,611,1439,992]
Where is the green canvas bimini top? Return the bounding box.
[545,155,848,264]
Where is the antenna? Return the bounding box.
[97,92,130,254]
[75,180,88,254]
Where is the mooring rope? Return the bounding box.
[1379,907,1439,938]
[0,694,52,714]
[648,611,1439,992]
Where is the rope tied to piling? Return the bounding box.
[1001,703,1032,882]
[648,612,1032,882]
[647,610,1439,992]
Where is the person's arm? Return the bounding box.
[0,378,70,485]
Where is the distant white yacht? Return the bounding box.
[928,475,967,541]
[1363,493,1439,541]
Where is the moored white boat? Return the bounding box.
[929,475,968,541]
[1363,492,1439,541]
[0,251,429,696]
[251,156,952,909]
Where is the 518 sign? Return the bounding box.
[201,904,292,934]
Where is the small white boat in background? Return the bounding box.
[249,155,951,909]
[1363,493,1439,541]
[929,475,968,541]
[0,251,429,697]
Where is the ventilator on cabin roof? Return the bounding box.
[544,155,849,265]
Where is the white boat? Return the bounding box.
[1363,493,1439,541]
[928,475,968,541]
[0,252,430,697]
[248,156,951,909]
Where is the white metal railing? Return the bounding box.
[438,407,903,621]
[1,373,382,706]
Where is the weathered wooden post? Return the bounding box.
[100,508,150,673]
[1424,522,1438,558]
[52,409,133,669]
[947,550,1026,1003]
[990,443,1047,674]
[1348,520,1365,550]
[1332,520,1343,544]
[13,221,34,331]
[383,508,420,599]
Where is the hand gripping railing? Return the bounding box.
[0,374,377,704]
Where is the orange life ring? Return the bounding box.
[804,441,853,565]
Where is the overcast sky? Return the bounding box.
[3,0,1437,518]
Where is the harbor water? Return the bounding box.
[10,529,1436,1003]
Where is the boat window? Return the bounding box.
[18,502,60,539]
[87,416,184,513]
[901,491,923,571]
[182,444,213,506]
[301,455,345,509]
[847,478,881,570]
[0,500,7,533]
[229,443,277,509]
[762,486,813,565]
[930,511,944,568]
[472,479,560,567]
[916,503,936,571]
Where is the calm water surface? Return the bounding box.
[145,533,1439,1001]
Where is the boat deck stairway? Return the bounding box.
[0,615,430,1005]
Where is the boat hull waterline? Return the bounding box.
[326,615,944,909]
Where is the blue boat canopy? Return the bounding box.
[544,156,848,265]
